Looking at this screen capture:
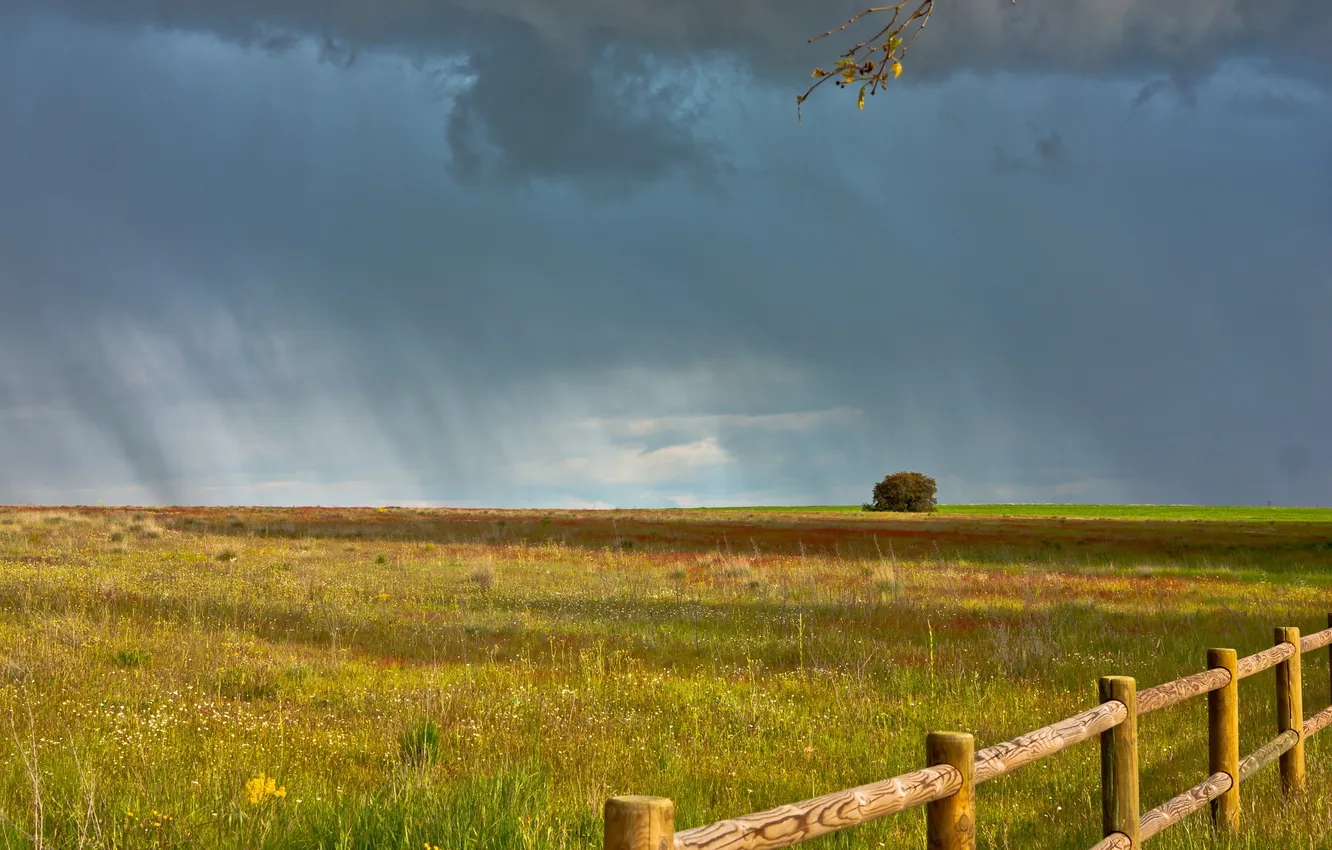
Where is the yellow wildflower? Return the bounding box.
[244,773,288,805]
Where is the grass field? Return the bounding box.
[936,504,1332,522]
[2,505,1331,849]
[710,504,1332,523]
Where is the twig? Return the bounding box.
[800,0,1017,118]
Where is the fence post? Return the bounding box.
[926,731,975,850]
[1208,648,1239,832]
[1275,626,1305,794]
[1098,676,1139,847]
[605,796,674,850]
[1327,613,1331,713]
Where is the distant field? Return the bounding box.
[2,506,1331,849]
[708,503,1332,522]
[943,504,1332,521]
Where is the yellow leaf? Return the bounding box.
[842,70,855,84]
[857,89,866,110]
[812,67,825,78]
[891,61,903,78]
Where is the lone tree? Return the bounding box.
[866,471,938,512]
[801,0,1016,117]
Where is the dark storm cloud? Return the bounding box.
[15,0,1332,185]
[443,24,721,188]
[25,0,1332,74]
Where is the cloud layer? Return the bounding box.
[1,4,1329,507]
[13,0,1332,184]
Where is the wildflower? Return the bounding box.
[244,772,287,805]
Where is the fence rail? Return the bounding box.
[603,614,1332,850]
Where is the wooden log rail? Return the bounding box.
[667,764,962,850]
[1136,667,1229,716]
[1138,771,1232,842]
[604,617,1332,850]
[1306,704,1332,738]
[1088,725,1305,850]
[1088,772,1235,850]
[1240,731,1300,781]
[973,702,1128,784]
[1236,641,1297,678]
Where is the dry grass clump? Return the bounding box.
[469,565,496,592]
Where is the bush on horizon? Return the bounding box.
[864,471,938,513]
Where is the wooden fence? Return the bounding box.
[603,615,1332,850]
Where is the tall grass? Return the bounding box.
[0,507,1329,848]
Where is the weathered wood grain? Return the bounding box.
[1239,730,1300,781]
[973,701,1128,785]
[1098,678,1139,845]
[1137,667,1230,716]
[672,764,961,850]
[1086,833,1132,850]
[1304,704,1332,738]
[607,797,675,850]
[1138,772,1233,842]
[1275,627,1306,793]
[1299,626,1332,654]
[1208,648,1240,831]
[926,732,975,850]
[1237,641,1296,678]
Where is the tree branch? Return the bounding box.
[800,0,1016,119]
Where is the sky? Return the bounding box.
[1,0,1329,508]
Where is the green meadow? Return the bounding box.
[1,506,1330,849]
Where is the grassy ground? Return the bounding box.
[1,506,1331,849]
[941,505,1332,522]
[710,505,1332,523]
